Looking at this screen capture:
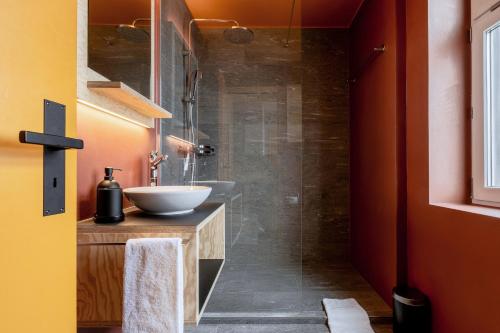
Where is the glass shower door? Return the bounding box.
[196,29,304,313]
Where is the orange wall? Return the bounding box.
[77,104,155,220]
[0,0,77,331]
[185,0,364,28]
[407,0,500,332]
[350,0,398,304]
[88,0,150,25]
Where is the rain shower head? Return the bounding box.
[223,26,254,44]
[116,18,150,43]
[183,18,254,106]
[187,19,254,49]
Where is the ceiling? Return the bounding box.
[88,0,364,28]
[184,0,365,28]
[88,0,151,25]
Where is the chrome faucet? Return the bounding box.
[149,151,167,186]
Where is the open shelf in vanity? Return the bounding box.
[77,202,225,327]
[199,259,224,312]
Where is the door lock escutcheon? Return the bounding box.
[19,99,84,216]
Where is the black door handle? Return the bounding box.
[19,131,84,150]
[18,99,85,216]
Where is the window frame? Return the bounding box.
[472,4,500,207]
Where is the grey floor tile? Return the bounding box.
[186,324,330,333]
[206,292,255,312]
[206,262,391,316]
[78,323,391,333]
[251,292,303,312]
[185,324,219,333]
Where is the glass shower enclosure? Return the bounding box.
[158,1,350,318]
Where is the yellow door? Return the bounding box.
[0,1,77,332]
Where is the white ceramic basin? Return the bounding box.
[190,180,236,197]
[124,186,212,215]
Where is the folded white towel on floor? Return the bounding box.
[323,298,375,333]
[123,238,184,333]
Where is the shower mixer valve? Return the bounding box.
[196,145,215,157]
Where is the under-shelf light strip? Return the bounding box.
[77,99,152,129]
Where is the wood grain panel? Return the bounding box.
[183,234,199,324]
[78,232,191,245]
[77,245,124,325]
[78,222,197,234]
[77,203,225,327]
[199,208,225,260]
[77,234,195,325]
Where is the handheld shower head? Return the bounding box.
[190,70,202,100]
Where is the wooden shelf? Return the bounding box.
[87,81,172,119]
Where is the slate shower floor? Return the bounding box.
[204,261,391,316]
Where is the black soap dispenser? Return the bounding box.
[94,167,125,224]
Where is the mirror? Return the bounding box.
[88,0,152,98]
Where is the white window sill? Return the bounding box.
[431,202,500,219]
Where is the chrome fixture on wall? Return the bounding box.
[186,19,254,61]
[196,144,215,157]
[116,18,151,43]
[348,44,386,84]
[149,151,168,186]
[178,18,254,185]
[183,18,254,143]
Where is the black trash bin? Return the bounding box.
[393,286,431,333]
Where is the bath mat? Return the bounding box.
[323,298,375,333]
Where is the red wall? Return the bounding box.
[407,0,500,332]
[77,106,155,220]
[351,0,500,331]
[349,0,398,304]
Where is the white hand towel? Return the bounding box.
[123,238,184,333]
[323,298,375,333]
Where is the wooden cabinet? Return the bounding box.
[77,203,225,327]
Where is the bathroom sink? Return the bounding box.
[191,180,236,197]
[124,186,212,215]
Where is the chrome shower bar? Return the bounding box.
[348,44,386,84]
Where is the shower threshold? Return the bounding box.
[200,311,327,325]
[200,311,392,325]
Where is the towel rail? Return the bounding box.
[348,44,386,84]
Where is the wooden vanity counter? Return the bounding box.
[77,202,225,327]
